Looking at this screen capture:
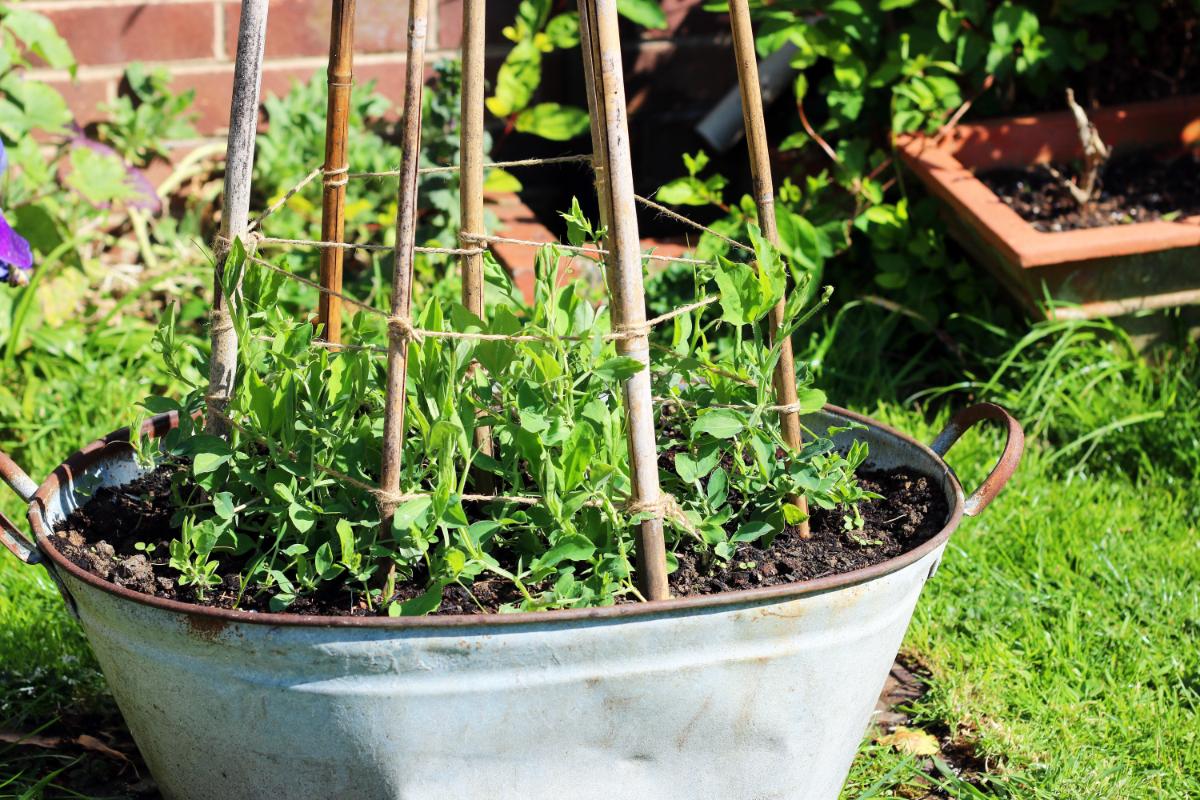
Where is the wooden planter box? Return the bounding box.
[897,96,1200,321]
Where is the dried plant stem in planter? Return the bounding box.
[1046,88,1112,208]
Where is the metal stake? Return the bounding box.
[579,0,670,600]
[729,0,811,537]
[317,0,357,345]
[207,0,268,438]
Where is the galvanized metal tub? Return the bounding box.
[0,403,1022,800]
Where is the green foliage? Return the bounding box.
[147,213,865,613]
[487,0,665,141]
[488,2,590,141]
[665,0,1194,319]
[0,6,208,363]
[98,64,199,166]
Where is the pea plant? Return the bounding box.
[145,211,869,614]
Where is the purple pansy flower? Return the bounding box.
[0,140,34,285]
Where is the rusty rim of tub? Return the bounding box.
[19,404,1021,630]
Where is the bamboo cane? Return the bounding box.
[317,0,357,345]
[579,0,670,600]
[459,0,495,489]
[728,0,812,537]
[577,0,614,289]
[379,0,430,557]
[206,0,268,438]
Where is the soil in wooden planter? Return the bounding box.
[51,459,947,616]
[978,148,1200,232]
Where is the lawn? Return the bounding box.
[2,296,1197,799]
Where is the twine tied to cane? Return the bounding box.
[625,492,697,537]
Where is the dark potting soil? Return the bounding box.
[977,149,1200,232]
[666,469,947,596]
[52,461,947,617]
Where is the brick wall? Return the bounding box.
[23,0,731,136]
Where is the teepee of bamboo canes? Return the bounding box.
[206,0,811,602]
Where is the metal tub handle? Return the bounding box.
[930,402,1024,517]
[0,451,40,564]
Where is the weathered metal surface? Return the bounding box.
[4,406,1023,800]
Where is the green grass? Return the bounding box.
[1,299,1198,798]
[842,413,1200,799]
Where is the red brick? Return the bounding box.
[438,0,528,53]
[39,3,216,67]
[224,0,408,60]
[438,0,462,50]
[44,75,115,126]
[169,68,235,134]
[172,55,411,134]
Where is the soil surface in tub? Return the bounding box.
[977,148,1200,232]
[51,461,947,617]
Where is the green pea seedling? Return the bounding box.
[145,211,871,615]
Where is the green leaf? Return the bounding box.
[617,0,667,29]
[593,356,644,382]
[314,542,336,576]
[656,178,705,206]
[535,533,596,570]
[544,12,580,47]
[514,103,590,141]
[487,39,541,117]
[713,255,777,325]
[288,503,316,533]
[0,78,71,136]
[560,423,596,492]
[392,497,433,532]
[444,548,468,576]
[782,503,809,526]
[675,453,701,483]
[389,582,444,616]
[65,147,138,206]
[732,520,773,543]
[212,492,235,520]
[269,593,296,612]
[691,410,746,440]
[336,520,357,564]
[793,388,827,414]
[190,436,232,475]
[483,168,523,193]
[992,2,1038,46]
[4,9,75,71]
